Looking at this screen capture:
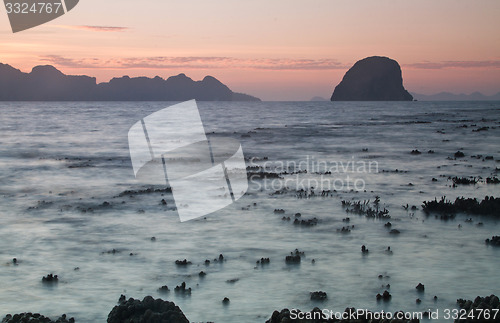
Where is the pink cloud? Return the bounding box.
[39,55,347,71]
[56,25,129,32]
[405,60,500,69]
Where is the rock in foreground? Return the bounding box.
[331,56,413,101]
[266,307,419,323]
[1,313,74,323]
[107,295,189,323]
[456,294,500,323]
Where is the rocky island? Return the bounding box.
[331,56,413,101]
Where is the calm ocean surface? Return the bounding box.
[0,101,499,322]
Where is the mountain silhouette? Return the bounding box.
[310,96,328,101]
[411,91,500,101]
[0,63,260,101]
[331,56,413,101]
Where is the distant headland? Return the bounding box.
[0,63,260,101]
[411,91,500,101]
[331,56,413,101]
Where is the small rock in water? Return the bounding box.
[222,297,230,304]
[376,290,392,301]
[310,291,327,301]
[416,283,425,291]
[174,282,191,294]
[102,248,120,254]
[175,259,192,266]
[338,226,352,233]
[158,285,169,293]
[485,236,500,246]
[256,257,270,265]
[285,254,301,264]
[293,217,319,226]
[42,274,58,283]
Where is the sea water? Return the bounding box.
[0,101,499,322]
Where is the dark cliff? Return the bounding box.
[331,56,413,101]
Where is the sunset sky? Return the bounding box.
[1,0,499,100]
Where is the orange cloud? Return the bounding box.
[39,55,347,71]
[55,25,129,32]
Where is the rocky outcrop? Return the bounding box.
[456,295,500,323]
[107,295,189,323]
[1,313,74,323]
[331,56,413,101]
[0,63,260,101]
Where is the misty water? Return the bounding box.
[0,101,499,322]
